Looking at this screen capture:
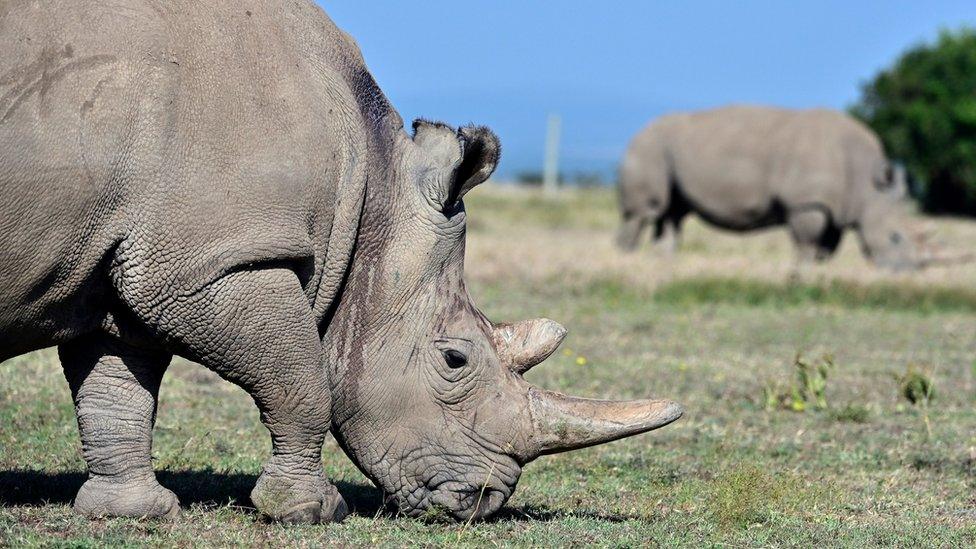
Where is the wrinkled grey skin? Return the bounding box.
[0,1,682,523]
[617,106,921,269]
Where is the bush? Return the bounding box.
[851,28,976,215]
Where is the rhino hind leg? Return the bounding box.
[60,334,179,520]
[120,267,346,523]
[652,214,684,255]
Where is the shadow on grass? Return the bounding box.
[0,470,86,506]
[0,470,635,523]
[0,469,385,518]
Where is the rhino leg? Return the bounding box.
[123,267,346,523]
[60,334,179,519]
[653,216,682,255]
[788,208,838,264]
[616,213,650,251]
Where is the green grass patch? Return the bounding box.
[829,404,872,424]
[654,277,976,313]
[706,464,815,529]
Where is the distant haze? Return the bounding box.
[322,1,976,181]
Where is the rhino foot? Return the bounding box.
[73,476,180,520]
[251,472,348,524]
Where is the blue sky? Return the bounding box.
[321,1,976,179]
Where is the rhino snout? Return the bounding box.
[425,480,511,521]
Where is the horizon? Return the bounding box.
[322,2,976,181]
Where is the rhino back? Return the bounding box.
[0,1,381,356]
[652,106,884,228]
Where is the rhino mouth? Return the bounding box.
[425,480,511,521]
[391,472,515,521]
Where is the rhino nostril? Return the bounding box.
[465,487,505,520]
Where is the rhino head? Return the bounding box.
[855,162,919,270]
[856,163,972,270]
[324,120,682,520]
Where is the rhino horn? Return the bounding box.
[916,250,976,268]
[910,231,976,268]
[912,227,936,245]
[493,319,567,374]
[520,387,683,459]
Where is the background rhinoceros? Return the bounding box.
[0,0,681,523]
[616,105,960,270]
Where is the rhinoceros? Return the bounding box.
[0,1,682,523]
[616,105,954,270]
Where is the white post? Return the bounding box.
[543,114,561,195]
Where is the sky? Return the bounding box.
[321,1,976,180]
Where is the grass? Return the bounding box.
[654,277,976,313]
[2,187,976,546]
[706,463,811,529]
[829,404,872,423]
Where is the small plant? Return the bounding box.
[895,364,936,440]
[763,381,806,412]
[763,353,834,412]
[897,365,935,406]
[795,353,833,411]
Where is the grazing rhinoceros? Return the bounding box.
[0,0,682,523]
[616,105,948,270]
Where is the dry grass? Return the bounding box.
[464,185,976,293]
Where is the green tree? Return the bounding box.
[852,28,976,215]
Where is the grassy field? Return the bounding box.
[2,187,975,547]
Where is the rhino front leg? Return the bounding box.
[60,334,178,519]
[123,267,347,523]
[788,208,834,264]
[616,213,650,251]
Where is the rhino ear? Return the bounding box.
[413,119,463,168]
[876,162,907,198]
[453,125,500,201]
[412,119,500,209]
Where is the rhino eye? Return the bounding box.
[442,349,468,369]
[890,232,903,244]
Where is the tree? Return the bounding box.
[851,28,976,215]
